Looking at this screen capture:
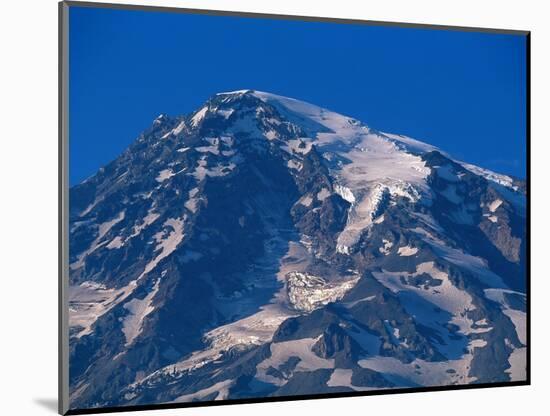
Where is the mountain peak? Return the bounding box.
[68,90,527,408]
[216,89,255,96]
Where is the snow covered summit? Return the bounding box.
[68,90,526,408]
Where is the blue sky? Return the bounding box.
[69,6,527,185]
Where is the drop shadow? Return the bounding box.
[34,398,58,413]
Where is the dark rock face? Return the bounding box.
[68,90,527,410]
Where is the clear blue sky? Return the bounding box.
[69,6,527,185]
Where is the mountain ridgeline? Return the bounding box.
[68,90,527,409]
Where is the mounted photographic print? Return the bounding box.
[59,1,530,414]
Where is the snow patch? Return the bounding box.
[106,236,124,250]
[359,339,487,387]
[256,337,334,386]
[298,195,313,207]
[129,210,160,239]
[327,369,353,388]
[398,246,418,256]
[69,281,133,338]
[506,345,527,381]
[185,188,201,213]
[435,164,460,182]
[190,107,208,127]
[317,188,331,201]
[70,211,125,270]
[287,159,302,171]
[461,163,518,191]
[484,289,526,345]
[286,271,359,312]
[173,379,234,403]
[489,199,503,212]
[122,279,161,346]
[373,262,488,345]
[485,215,498,223]
[334,185,355,203]
[286,139,313,155]
[217,108,234,119]
[156,169,175,182]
